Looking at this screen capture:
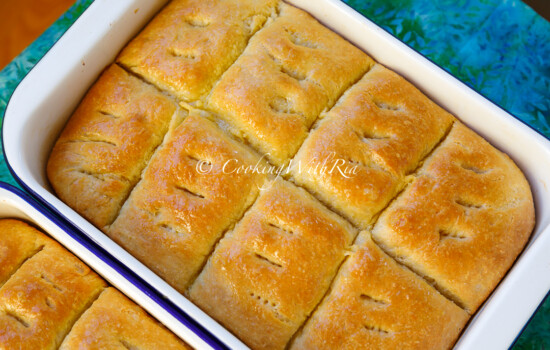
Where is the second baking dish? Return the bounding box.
[0,183,217,348]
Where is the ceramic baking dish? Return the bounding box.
[3,0,550,348]
[0,183,216,349]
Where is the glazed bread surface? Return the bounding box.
[0,219,190,349]
[291,232,469,350]
[207,3,374,165]
[47,0,536,349]
[0,220,106,349]
[59,287,190,349]
[371,122,535,313]
[189,179,356,350]
[46,64,185,228]
[107,114,267,292]
[291,64,455,229]
[117,0,279,101]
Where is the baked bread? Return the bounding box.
[291,64,455,229]
[189,179,356,349]
[47,0,536,349]
[291,232,469,349]
[117,0,279,101]
[207,3,373,165]
[0,219,190,349]
[59,288,188,349]
[107,114,267,291]
[371,121,535,313]
[46,64,185,228]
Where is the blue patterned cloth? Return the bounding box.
[0,0,548,347]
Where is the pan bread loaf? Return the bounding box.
[47,0,535,349]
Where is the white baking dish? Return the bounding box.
[0,183,213,349]
[3,0,550,348]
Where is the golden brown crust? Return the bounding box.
[0,219,191,349]
[291,64,455,229]
[117,0,279,101]
[207,3,373,166]
[47,64,183,228]
[0,219,49,287]
[189,179,356,350]
[59,288,191,350]
[0,221,107,350]
[107,115,267,292]
[292,232,469,350]
[371,122,535,313]
[45,1,537,348]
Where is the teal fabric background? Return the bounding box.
[0,0,548,347]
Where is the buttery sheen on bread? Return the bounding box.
[0,219,190,350]
[207,3,374,166]
[292,232,469,350]
[190,179,356,349]
[47,0,536,349]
